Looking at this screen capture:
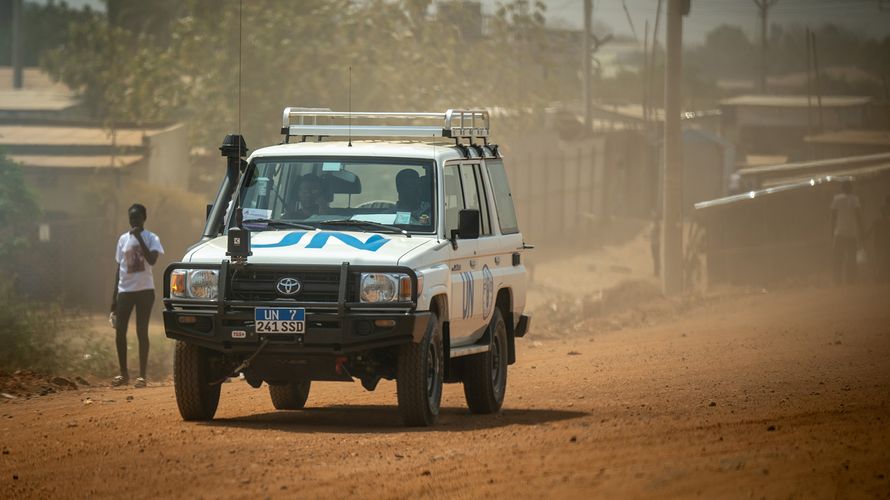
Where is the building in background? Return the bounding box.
[719,94,872,161]
[0,66,192,310]
[804,130,890,159]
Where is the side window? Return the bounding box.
[458,164,491,235]
[443,165,465,234]
[473,166,492,235]
[485,160,519,234]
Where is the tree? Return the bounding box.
[0,151,39,262]
[41,0,571,150]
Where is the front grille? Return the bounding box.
[228,268,355,303]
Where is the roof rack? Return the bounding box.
[281,107,490,144]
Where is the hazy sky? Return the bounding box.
[522,0,890,43]
[45,0,890,44]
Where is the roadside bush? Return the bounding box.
[0,282,79,373]
[0,283,173,379]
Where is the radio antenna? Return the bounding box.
[348,66,353,147]
[237,0,243,155]
[238,0,244,146]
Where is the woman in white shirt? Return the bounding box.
[109,204,165,387]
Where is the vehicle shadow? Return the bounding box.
[201,405,588,434]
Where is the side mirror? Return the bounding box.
[457,209,480,240]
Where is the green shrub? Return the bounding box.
[0,282,79,372]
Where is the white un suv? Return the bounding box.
[163,108,531,426]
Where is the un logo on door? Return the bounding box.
[482,265,494,320]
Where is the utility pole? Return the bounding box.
[642,20,649,126]
[648,0,663,124]
[662,0,687,295]
[12,0,24,89]
[810,30,825,133]
[583,0,593,130]
[752,0,779,94]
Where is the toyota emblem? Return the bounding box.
[276,277,302,296]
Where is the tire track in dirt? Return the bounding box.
[1,285,888,498]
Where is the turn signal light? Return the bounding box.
[399,276,412,301]
[170,271,186,297]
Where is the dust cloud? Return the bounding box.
[2,1,890,498]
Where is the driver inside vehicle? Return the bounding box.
[395,168,431,225]
[286,174,329,219]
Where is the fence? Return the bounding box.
[504,130,658,251]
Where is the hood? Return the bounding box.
[185,230,435,266]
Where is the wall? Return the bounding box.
[146,123,189,187]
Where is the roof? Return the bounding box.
[589,103,721,123]
[0,89,80,112]
[740,155,789,168]
[9,154,143,169]
[695,175,851,212]
[0,123,180,170]
[697,162,890,212]
[803,130,890,147]
[251,140,469,164]
[759,161,890,188]
[0,67,79,112]
[719,95,872,108]
[737,152,890,178]
[0,125,147,147]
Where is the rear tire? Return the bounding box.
[463,309,508,414]
[173,341,221,421]
[268,379,312,410]
[397,313,443,427]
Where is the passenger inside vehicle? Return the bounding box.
[287,175,330,219]
[395,168,431,224]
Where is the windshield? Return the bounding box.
[233,157,435,233]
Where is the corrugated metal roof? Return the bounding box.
[804,130,890,146]
[737,152,890,177]
[0,89,79,112]
[0,125,146,146]
[10,154,143,169]
[696,162,890,212]
[694,175,851,211]
[0,67,79,112]
[719,95,872,108]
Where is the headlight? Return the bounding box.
[170,269,218,300]
[188,270,219,299]
[360,273,412,302]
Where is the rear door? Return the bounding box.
[446,162,497,345]
[481,159,526,324]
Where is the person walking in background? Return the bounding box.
[109,204,164,388]
[867,195,890,283]
[829,180,864,285]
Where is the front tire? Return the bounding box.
[463,308,508,414]
[268,379,311,410]
[173,341,221,421]
[397,313,444,427]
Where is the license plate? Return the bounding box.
[254,307,305,334]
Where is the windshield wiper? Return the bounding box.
[242,218,317,230]
[321,219,411,237]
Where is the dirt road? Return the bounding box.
[2,285,889,499]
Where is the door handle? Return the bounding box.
[469,259,477,269]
